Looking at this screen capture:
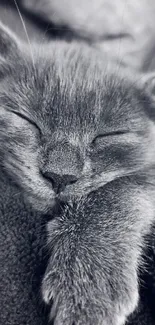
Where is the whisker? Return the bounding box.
[13,0,35,70]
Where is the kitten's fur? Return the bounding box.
[0,22,155,325]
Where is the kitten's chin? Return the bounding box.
[57,177,104,201]
[58,185,93,202]
[58,170,136,202]
[24,193,57,213]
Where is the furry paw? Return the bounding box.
[41,214,139,325]
[42,258,138,325]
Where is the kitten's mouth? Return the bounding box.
[57,169,137,202]
[36,168,139,209]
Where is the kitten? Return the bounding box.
[0,22,155,325]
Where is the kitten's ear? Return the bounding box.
[0,22,20,60]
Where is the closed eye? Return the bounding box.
[98,130,129,137]
[92,130,130,144]
[10,110,41,134]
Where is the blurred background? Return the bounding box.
[1,0,155,72]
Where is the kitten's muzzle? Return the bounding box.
[42,171,78,194]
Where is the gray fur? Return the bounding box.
[0,22,155,324]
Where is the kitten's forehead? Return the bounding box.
[1,43,147,135]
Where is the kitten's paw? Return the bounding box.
[41,208,139,325]
[42,261,138,325]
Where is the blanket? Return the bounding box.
[20,0,155,72]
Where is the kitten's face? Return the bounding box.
[0,23,155,212]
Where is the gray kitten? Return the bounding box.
[0,22,155,325]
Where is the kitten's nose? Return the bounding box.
[43,171,78,193]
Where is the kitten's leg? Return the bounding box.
[42,176,155,325]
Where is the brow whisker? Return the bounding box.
[13,0,35,70]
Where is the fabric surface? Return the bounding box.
[0,1,155,324]
[0,171,49,325]
[21,0,155,72]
